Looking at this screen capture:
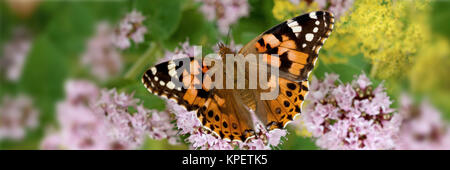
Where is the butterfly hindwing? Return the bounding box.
[142,11,334,142]
[198,90,255,141]
[263,79,309,130]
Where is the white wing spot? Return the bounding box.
[309,12,317,19]
[292,26,302,33]
[315,21,320,25]
[313,27,318,33]
[168,69,177,77]
[151,67,157,75]
[168,61,176,70]
[302,43,307,48]
[159,81,165,86]
[305,33,314,42]
[154,76,159,81]
[287,21,299,27]
[166,81,175,89]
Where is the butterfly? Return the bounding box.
[142,11,334,142]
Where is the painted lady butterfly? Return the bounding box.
[142,11,334,142]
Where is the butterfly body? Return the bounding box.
[142,11,334,142]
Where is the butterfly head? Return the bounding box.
[217,42,235,59]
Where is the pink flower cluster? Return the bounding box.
[160,40,201,64]
[82,22,123,81]
[302,73,401,150]
[113,10,148,50]
[41,80,178,150]
[197,0,249,35]
[0,94,39,140]
[82,10,147,81]
[395,95,450,150]
[0,27,32,82]
[161,41,286,150]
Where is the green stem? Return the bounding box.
[124,42,160,80]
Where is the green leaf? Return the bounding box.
[45,3,96,56]
[165,7,219,49]
[280,128,318,150]
[19,35,68,124]
[313,54,371,83]
[431,1,450,41]
[136,0,183,41]
[123,83,166,111]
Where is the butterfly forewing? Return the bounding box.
[241,11,334,81]
[142,11,334,142]
[239,11,334,130]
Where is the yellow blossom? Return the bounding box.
[272,0,319,21]
[409,37,450,115]
[323,0,431,79]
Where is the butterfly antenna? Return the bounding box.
[225,28,232,46]
[217,42,224,49]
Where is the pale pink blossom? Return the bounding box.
[197,0,249,34]
[395,95,450,150]
[41,80,179,149]
[302,73,401,150]
[113,10,148,49]
[0,94,39,140]
[0,27,31,82]
[82,22,123,81]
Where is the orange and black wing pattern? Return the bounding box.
[241,11,334,130]
[142,58,255,142]
[142,11,334,142]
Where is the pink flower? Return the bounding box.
[159,40,202,64]
[302,73,401,150]
[82,22,123,81]
[65,79,99,105]
[289,0,300,5]
[395,95,450,150]
[167,100,200,135]
[197,0,249,34]
[41,80,179,149]
[113,10,148,49]
[0,94,39,140]
[0,27,31,82]
[332,84,356,111]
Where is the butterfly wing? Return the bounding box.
[142,11,334,142]
[142,57,255,142]
[239,11,334,129]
